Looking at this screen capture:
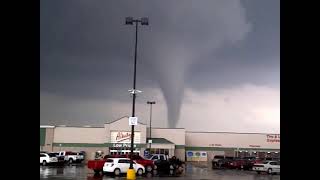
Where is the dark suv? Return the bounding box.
[212,156,234,169]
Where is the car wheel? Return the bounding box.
[137,168,143,176]
[114,168,121,176]
[257,171,261,174]
[68,159,73,165]
[268,168,272,174]
[42,160,47,166]
[146,165,152,172]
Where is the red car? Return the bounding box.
[226,157,263,170]
[226,159,247,169]
[87,154,155,174]
[119,154,156,172]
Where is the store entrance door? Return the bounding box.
[110,147,140,155]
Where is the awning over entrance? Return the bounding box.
[147,138,174,144]
[146,138,175,150]
[146,138,175,156]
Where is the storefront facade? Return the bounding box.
[185,132,280,161]
[104,116,147,155]
[40,117,279,163]
[42,116,184,161]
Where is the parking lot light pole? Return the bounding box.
[125,17,148,180]
[147,101,156,149]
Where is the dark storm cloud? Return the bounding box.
[41,0,279,129]
[186,0,279,90]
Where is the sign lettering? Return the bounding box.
[266,134,280,143]
[116,132,131,142]
[110,131,140,143]
[112,143,137,148]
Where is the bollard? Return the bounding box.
[126,169,136,179]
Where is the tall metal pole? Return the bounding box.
[147,101,155,149]
[149,103,152,149]
[129,21,138,170]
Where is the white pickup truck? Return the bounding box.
[252,161,280,174]
[58,151,83,164]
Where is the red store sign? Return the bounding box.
[266,134,280,143]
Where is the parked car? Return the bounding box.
[265,157,280,161]
[77,152,85,162]
[155,156,184,176]
[147,154,169,162]
[122,154,156,172]
[40,153,58,166]
[252,161,280,174]
[212,155,225,162]
[212,156,233,169]
[244,157,264,170]
[88,153,155,174]
[58,151,82,164]
[102,158,145,176]
[88,159,106,174]
[50,152,65,164]
[226,158,251,170]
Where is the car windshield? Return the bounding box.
[106,159,113,163]
[262,161,270,164]
[146,155,153,159]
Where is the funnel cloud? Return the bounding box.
[141,0,252,127]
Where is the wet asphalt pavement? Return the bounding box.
[40,163,280,180]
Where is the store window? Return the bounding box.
[149,148,170,155]
[160,149,165,154]
[109,147,140,155]
[164,149,169,155]
[150,148,154,154]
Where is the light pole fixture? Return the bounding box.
[125,17,149,177]
[147,101,156,149]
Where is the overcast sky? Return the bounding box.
[40,0,279,133]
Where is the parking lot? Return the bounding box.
[40,162,280,180]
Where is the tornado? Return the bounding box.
[140,0,251,127]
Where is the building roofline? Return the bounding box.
[186,131,280,135]
[147,138,174,144]
[105,116,147,125]
[105,116,129,124]
[40,125,55,128]
[55,126,104,128]
[151,127,185,129]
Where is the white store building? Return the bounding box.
[40,116,280,162]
